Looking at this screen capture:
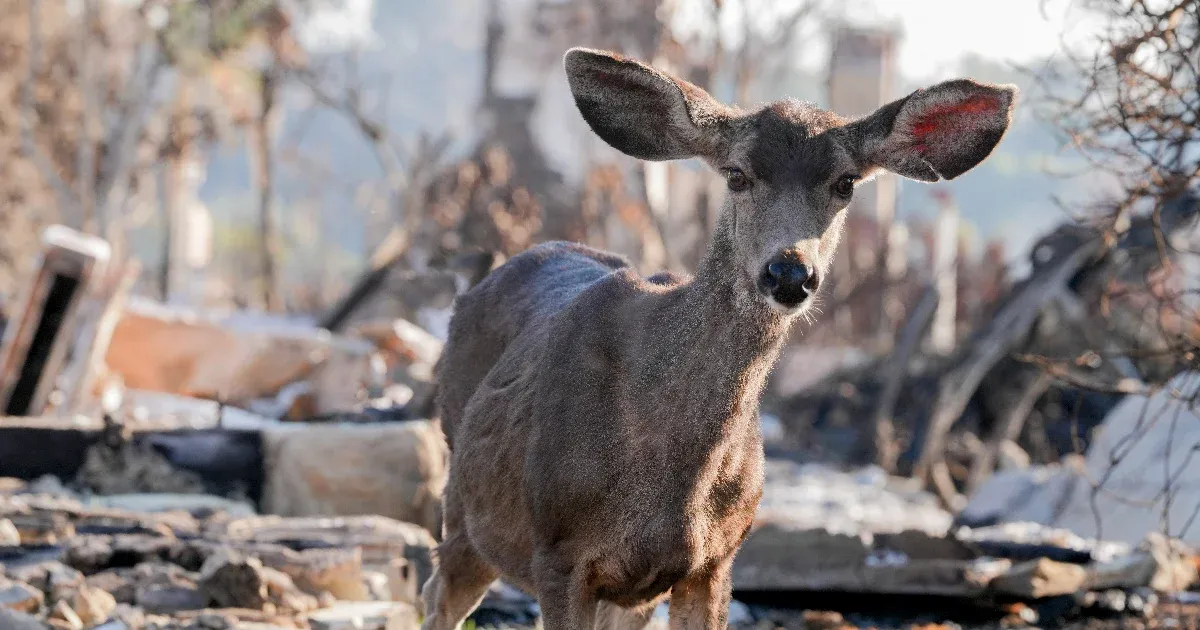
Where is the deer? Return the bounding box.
[421,47,1016,630]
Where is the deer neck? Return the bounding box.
[638,210,791,436]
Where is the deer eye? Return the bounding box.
[833,175,856,199]
[724,168,752,192]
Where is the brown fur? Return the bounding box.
[422,48,1016,630]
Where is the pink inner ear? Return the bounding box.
[910,95,1002,149]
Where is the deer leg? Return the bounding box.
[420,532,497,630]
[667,561,733,630]
[596,601,656,630]
[533,555,598,630]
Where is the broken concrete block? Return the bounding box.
[105,299,382,415]
[989,558,1088,599]
[261,422,448,535]
[733,526,869,589]
[732,524,1003,596]
[307,601,419,630]
[0,577,43,614]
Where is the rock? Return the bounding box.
[8,561,85,604]
[0,577,43,614]
[199,551,272,610]
[260,422,447,536]
[0,519,19,546]
[198,550,318,614]
[7,511,75,545]
[1142,532,1197,592]
[989,558,1088,599]
[71,584,117,625]
[0,607,45,630]
[256,545,368,601]
[363,570,390,601]
[48,599,84,630]
[306,601,419,630]
[89,494,256,518]
[135,583,206,614]
[64,536,114,573]
[87,570,136,603]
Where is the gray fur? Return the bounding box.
[421,48,1017,630]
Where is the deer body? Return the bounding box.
[423,48,1016,630]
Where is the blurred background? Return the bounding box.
[0,1,1199,627]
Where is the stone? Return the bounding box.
[48,599,84,630]
[87,570,136,604]
[363,570,390,601]
[0,519,19,546]
[306,601,419,630]
[8,561,85,606]
[7,511,75,545]
[256,545,368,601]
[135,584,206,614]
[989,558,1088,599]
[0,607,45,630]
[0,577,43,614]
[260,422,448,535]
[71,584,118,625]
[198,550,318,614]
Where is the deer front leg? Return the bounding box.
[667,560,733,630]
[534,554,598,630]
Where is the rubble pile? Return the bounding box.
[0,484,433,629]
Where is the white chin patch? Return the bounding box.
[766,297,805,315]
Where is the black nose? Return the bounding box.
[758,257,819,307]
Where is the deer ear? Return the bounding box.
[852,79,1017,182]
[564,47,735,162]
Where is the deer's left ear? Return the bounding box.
[849,79,1017,182]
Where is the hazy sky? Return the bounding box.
[857,0,1099,78]
[667,0,1104,81]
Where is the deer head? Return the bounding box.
[564,48,1016,315]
